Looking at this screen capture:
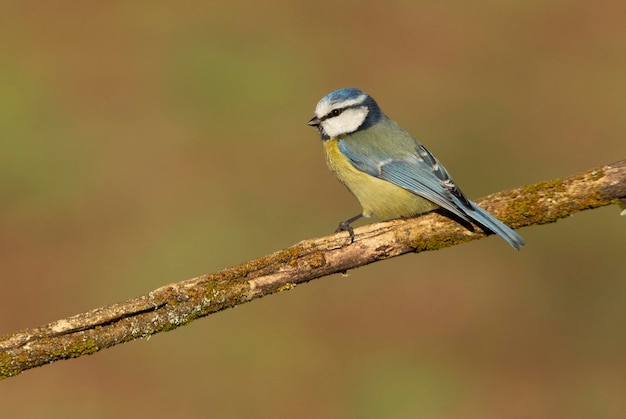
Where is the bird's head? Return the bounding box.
[308,88,382,140]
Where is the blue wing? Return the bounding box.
[337,137,525,250]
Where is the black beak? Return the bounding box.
[307,116,321,127]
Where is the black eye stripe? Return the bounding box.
[320,107,347,122]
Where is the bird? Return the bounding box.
[307,88,525,250]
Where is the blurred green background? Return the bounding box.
[2,1,625,418]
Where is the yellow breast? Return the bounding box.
[324,138,438,219]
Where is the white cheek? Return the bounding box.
[322,108,368,137]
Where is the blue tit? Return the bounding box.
[307,88,525,250]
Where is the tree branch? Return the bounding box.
[1,159,625,379]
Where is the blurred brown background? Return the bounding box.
[1,1,625,418]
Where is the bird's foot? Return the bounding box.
[336,221,355,243]
[334,214,363,244]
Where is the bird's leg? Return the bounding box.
[336,214,363,243]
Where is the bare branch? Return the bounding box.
[1,159,625,379]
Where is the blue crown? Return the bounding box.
[320,88,366,106]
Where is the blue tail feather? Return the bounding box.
[465,202,525,250]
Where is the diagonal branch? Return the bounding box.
[1,159,625,379]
